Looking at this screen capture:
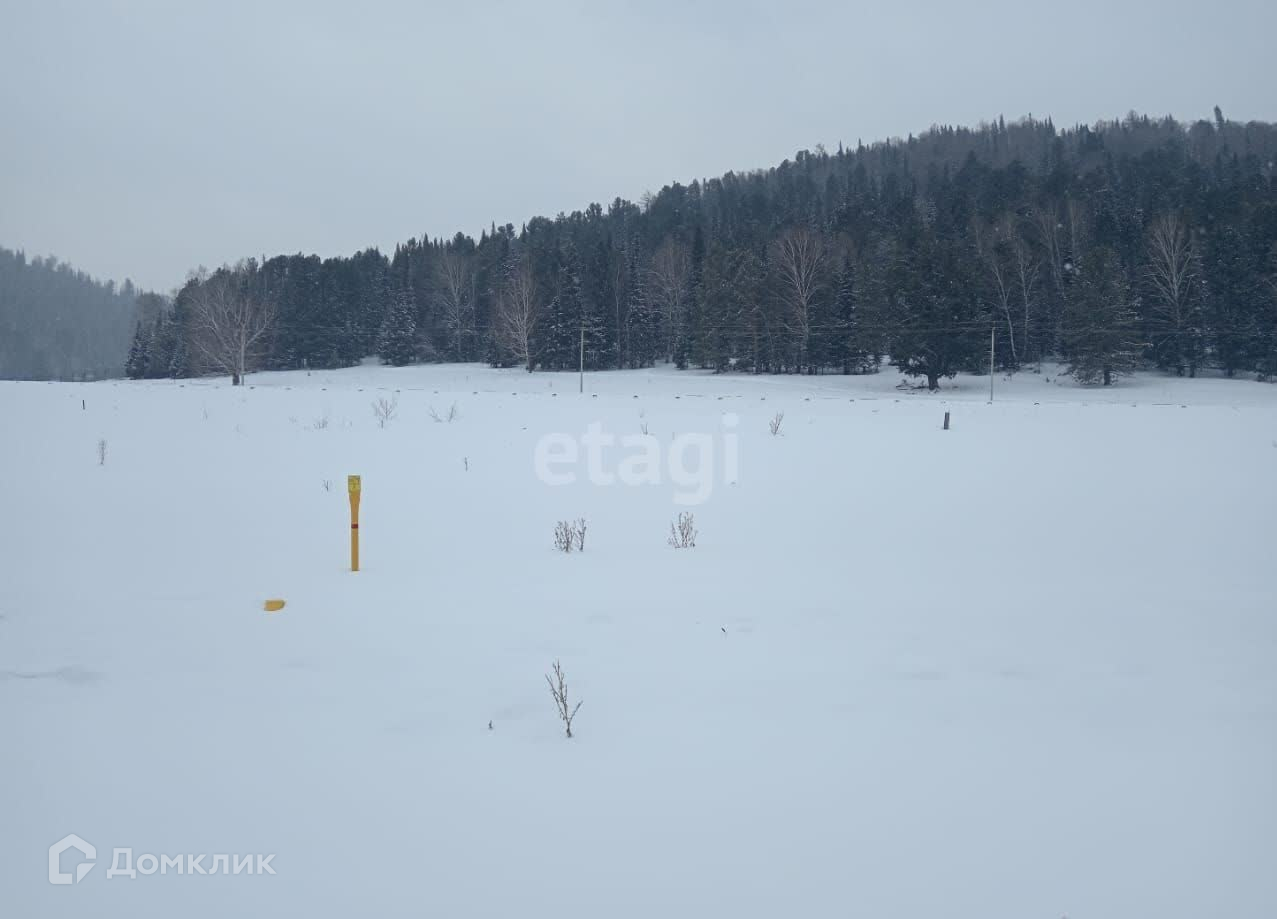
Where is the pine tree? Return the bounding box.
[540,243,609,371]
[144,313,173,379]
[276,256,324,369]
[888,230,985,390]
[583,239,619,368]
[362,266,393,359]
[624,251,660,368]
[124,322,148,379]
[829,257,876,374]
[377,283,417,366]
[578,247,611,370]
[1064,247,1142,385]
[695,243,758,371]
[543,254,581,370]
[1256,245,1277,381]
[167,326,190,378]
[163,289,192,378]
[676,227,706,370]
[1203,225,1259,377]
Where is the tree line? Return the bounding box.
[0,248,141,380]
[124,109,1277,387]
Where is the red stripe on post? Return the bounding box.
[351,523,359,529]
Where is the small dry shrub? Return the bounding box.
[429,402,459,423]
[372,394,398,428]
[545,660,582,738]
[554,518,587,552]
[668,512,697,548]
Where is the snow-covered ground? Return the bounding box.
[2,362,1275,919]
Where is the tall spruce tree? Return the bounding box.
[378,283,418,366]
[695,243,761,372]
[124,322,148,379]
[888,229,985,390]
[624,249,660,368]
[1257,244,1277,380]
[829,257,876,374]
[1064,247,1142,385]
[677,227,706,370]
[1203,224,1259,377]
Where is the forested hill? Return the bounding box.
[0,248,140,380]
[127,110,1275,386]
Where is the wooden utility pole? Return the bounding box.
[579,325,585,393]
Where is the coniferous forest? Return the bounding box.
[51,112,1277,386]
[0,249,141,380]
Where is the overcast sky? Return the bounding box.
[1,0,1273,292]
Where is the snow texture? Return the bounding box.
[2,362,1275,918]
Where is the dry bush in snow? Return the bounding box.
[372,394,398,428]
[546,660,582,738]
[668,512,697,548]
[769,410,785,436]
[312,415,330,430]
[553,518,587,553]
[429,402,459,423]
[97,438,107,466]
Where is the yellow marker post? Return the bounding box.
[348,475,361,572]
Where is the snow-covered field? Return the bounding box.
[2,362,1275,919]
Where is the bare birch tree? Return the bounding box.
[647,238,691,363]
[1033,201,1087,359]
[1065,199,1088,265]
[436,249,475,361]
[188,271,275,385]
[1011,229,1041,368]
[975,217,1018,368]
[975,214,1042,370]
[495,259,541,371]
[1144,213,1200,375]
[772,227,828,372]
[611,251,628,368]
[1033,206,1066,292]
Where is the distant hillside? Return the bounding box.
[133,109,1277,388]
[0,247,140,380]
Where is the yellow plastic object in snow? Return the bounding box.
[263,599,286,612]
[348,475,361,572]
